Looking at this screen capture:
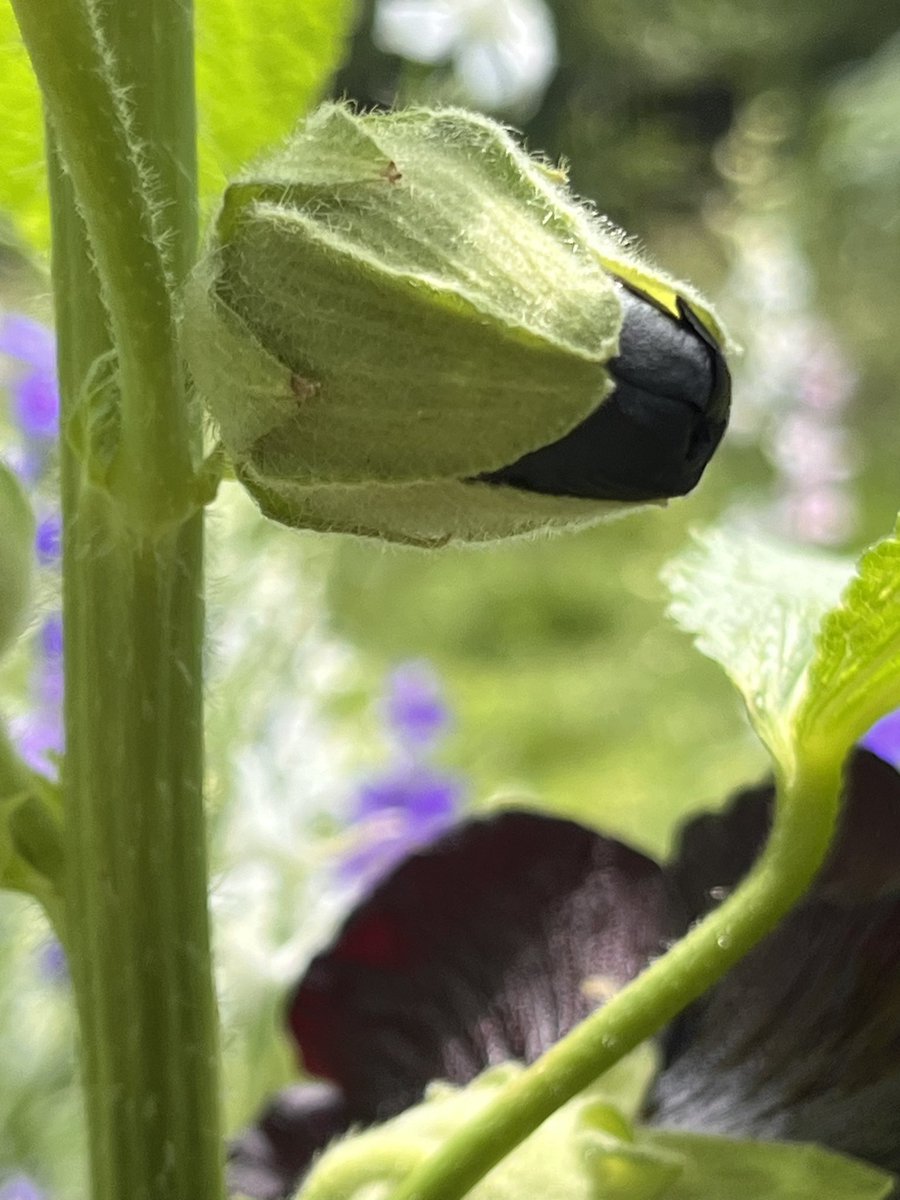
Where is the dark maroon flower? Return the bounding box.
[228,749,900,1199]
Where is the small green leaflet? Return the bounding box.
[0,0,355,250]
[798,516,900,754]
[645,1130,893,1200]
[663,526,851,768]
[665,519,900,773]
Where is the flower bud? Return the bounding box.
[0,460,34,659]
[185,104,730,546]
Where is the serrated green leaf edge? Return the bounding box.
[798,517,900,755]
[664,526,851,768]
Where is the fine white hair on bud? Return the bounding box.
[184,104,730,547]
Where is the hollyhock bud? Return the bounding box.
[185,104,730,546]
[0,460,34,659]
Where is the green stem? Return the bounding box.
[389,754,843,1200]
[9,0,193,528]
[29,2,222,1197]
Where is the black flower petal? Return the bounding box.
[648,751,900,1173]
[478,286,730,502]
[289,810,674,1114]
[227,1084,349,1200]
[229,811,673,1197]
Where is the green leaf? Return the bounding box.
[798,517,900,753]
[665,521,900,774]
[645,1130,894,1200]
[0,0,355,250]
[195,0,355,205]
[0,6,46,248]
[664,526,851,766]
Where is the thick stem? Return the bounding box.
[35,1,222,1197]
[388,754,843,1200]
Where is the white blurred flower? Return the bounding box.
[374,0,557,111]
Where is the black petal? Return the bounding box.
[477,286,730,502]
[227,1084,350,1200]
[287,811,675,1120]
[229,812,673,1197]
[648,751,900,1171]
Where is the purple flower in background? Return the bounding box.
[35,513,62,564]
[2,315,65,777]
[862,708,900,770]
[0,315,59,440]
[15,707,64,777]
[384,660,450,749]
[0,1176,46,1200]
[340,662,461,891]
[36,937,69,985]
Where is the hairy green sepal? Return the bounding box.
[186,104,719,546]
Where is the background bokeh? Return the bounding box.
[1,0,899,1194]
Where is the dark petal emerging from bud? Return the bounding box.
[187,105,734,544]
[479,286,730,502]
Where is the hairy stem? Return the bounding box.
[9,0,193,528]
[24,0,223,1196]
[389,753,843,1200]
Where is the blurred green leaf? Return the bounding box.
[798,517,900,753]
[646,1130,893,1200]
[0,7,46,249]
[0,1,355,250]
[664,526,851,767]
[196,0,355,205]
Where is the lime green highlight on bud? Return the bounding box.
[185,104,730,546]
[0,459,35,657]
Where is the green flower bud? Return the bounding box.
[0,460,34,658]
[185,104,730,547]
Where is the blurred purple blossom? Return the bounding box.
[2,315,65,776]
[384,660,450,749]
[35,513,62,564]
[862,709,900,770]
[0,1177,46,1200]
[0,315,59,440]
[340,662,461,891]
[40,615,63,662]
[36,937,69,985]
[341,764,459,886]
[14,706,64,776]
